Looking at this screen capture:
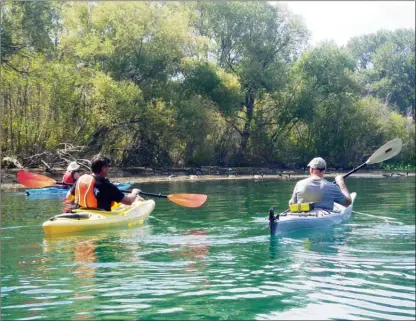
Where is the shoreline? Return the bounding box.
[1,169,414,192]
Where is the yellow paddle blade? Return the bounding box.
[167,194,208,208]
[17,171,57,188]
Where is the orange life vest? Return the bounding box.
[74,174,98,209]
[63,171,75,184]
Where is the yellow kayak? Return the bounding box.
[43,199,155,235]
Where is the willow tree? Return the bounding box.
[57,2,193,165]
[282,42,361,168]
[190,1,309,165]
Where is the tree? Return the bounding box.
[1,1,62,69]
[59,2,191,101]
[347,29,415,118]
[281,42,361,167]
[191,1,309,165]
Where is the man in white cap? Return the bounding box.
[62,161,81,184]
[289,157,352,210]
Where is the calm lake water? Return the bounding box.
[1,177,415,320]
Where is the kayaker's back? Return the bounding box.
[291,177,347,210]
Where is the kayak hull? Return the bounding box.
[269,192,356,236]
[43,199,155,235]
[26,183,132,199]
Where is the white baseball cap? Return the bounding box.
[307,157,327,170]
[67,161,80,172]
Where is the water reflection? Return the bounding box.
[179,229,209,272]
[269,224,352,258]
[43,226,150,266]
[39,227,152,319]
[44,236,98,280]
[163,228,211,293]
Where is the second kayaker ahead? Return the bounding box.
[65,154,142,211]
[62,161,81,184]
[289,157,352,210]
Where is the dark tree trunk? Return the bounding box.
[238,87,255,164]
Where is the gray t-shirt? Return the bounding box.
[289,177,347,210]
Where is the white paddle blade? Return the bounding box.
[366,138,403,165]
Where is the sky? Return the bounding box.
[275,1,415,46]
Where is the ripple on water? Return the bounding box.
[1,179,414,320]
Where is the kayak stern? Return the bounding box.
[269,192,356,236]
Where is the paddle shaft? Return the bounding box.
[119,190,168,198]
[139,191,168,199]
[56,184,169,199]
[342,162,367,180]
[62,187,168,199]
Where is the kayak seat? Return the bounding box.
[287,211,319,217]
[287,208,333,217]
[49,213,91,221]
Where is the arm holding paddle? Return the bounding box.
[65,187,143,205]
[334,175,352,206]
[121,188,144,204]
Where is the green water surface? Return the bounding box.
[1,177,415,320]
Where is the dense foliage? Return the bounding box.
[1,1,414,169]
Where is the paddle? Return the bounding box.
[342,138,403,179]
[17,171,208,208]
[138,192,208,208]
[16,171,68,189]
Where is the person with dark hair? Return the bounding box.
[289,157,352,210]
[65,154,142,211]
